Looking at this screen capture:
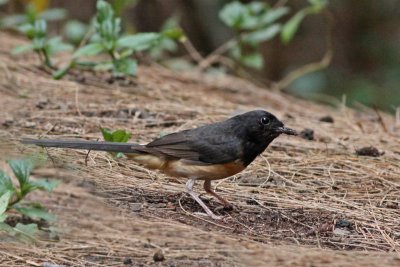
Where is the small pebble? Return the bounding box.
[333,228,351,236]
[153,249,165,262]
[123,257,132,265]
[131,203,142,212]
[356,146,384,157]
[335,219,352,229]
[300,128,314,140]
[319,115,334,123]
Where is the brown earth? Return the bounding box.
[0,32,400,266]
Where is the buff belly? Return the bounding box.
[127,153,245,180]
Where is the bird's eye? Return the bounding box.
[260,117,270,125]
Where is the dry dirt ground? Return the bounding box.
[0,32,400,266]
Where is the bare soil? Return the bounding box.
[0,32,400,266]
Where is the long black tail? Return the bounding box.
[21,138,142,154]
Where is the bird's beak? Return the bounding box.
[275,126,297,136]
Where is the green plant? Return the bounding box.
[219,1,289,70]
[0,158,59,241]
[63,20,90,46]
[218,0,328,70]
[12,19,73,68]
[101,128,132,158]
[71,0,184,77]
[281,0,328,44]
[149,16,185,60]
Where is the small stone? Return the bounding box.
[319,115,334,123]
[333,228,351,236]
[335,219,352,229]
[123,257,132,265]
[36,98,49,109]
[300,128,314,140]
[24,121,37,128]
[2,117,14,127]
[356,146,384,157]
[43,263,67,267]
[131,203,142,212]
[153,249,165,262]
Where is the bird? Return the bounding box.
[22,110,297,220]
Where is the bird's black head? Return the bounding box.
[231,110,297,166]
[235,110,297,144]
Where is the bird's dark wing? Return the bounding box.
[143,123,243,165]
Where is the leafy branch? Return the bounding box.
[0,158,59,242]
[199,0,330,87]
[12,19,73,69]
[55,0,184,79]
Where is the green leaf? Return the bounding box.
[52,64,73,80]
[93,61,114,71]
[14,223,38,237]
[0,222,16,235]
[247,2,269,14]
[242,24,281,45]
[0,191,12,216]
[0,213,6,222]
[113,58,137,76]
[17,23,35,39]
[308,0,328,10]
[29,179,59,192]
[112,0,138,16]
[39,8,67,21]
[46,37,73,55]
[8,159,33,187]
[111,130,132,143]
[0,14,27,28]
[116,33,161,51]
[162,28,185,41]
[219,1,246,29]
[64,20,89,45]
[260,7,289,25]
[119,48,134,58]
[101,128,132,157]
[34,19,47,38]
[97,0,114,22]
[101,127,113,141]
[73,42,105,57]
[0,170,15,195]
[12,44,34,55]
[240,53,264,70]
[14,205,56,221]
[281,8,309,44]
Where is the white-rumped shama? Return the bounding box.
[22,110,297,220]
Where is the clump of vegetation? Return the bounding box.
[12,19,72,68]
[218,0,328,70]
[1,3,71,69]
[0,158,59,242]
[70,0,183,77]
[100,128,132,158]
[6,0,184,79]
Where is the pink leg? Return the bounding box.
[185,178,222,220]
[203,179,232,209]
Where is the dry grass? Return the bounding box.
[0,32,400,266]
